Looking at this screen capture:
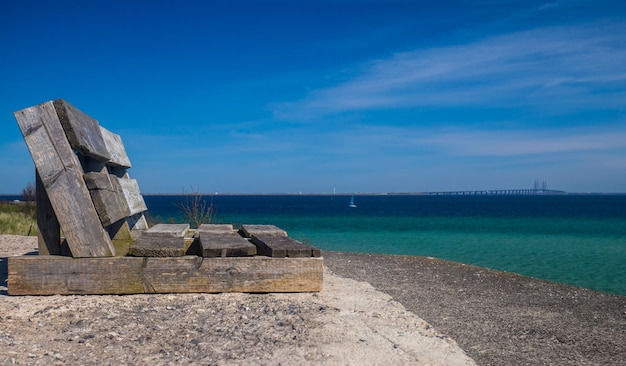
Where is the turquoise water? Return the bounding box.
[5,194,623,296]
[140,194,626,296]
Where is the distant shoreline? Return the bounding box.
[142,191,625,196]
[4,192,626,198]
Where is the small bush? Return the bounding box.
[175,187,216,229]
[21,182,36,201]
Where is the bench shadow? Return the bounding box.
[1,251,38,296]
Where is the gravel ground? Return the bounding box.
[0,236,474,365]
[323,251,626,366]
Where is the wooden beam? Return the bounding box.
[199,231,257,258]
[53,99,111,162]
[8,256,323,295]
[14,101,115,257]
[100,126,132,168]
[107,220,135,257]
[147,223,190,237]
[35,169,60,255]
[83,172,131,226]
[250,234,321,258]
[127,212,148,232]
[198,224,235,234]
[240,224,287,238]
[128,232,186,257]
[118,177,148,215]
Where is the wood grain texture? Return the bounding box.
[250,234,321,258]
[198,224,234,234]
[147,223,190,237]
[53,99,111,161]
[14,101,115,257]
[127,213,149,232]
[118,178,148,215]
[83,172,131,226]
[128,232,186,257]
[107,220,135,256]
[8,256,323,295]
[199,231,257,258]
[239,224,288,238]
[100,126,132,168]
[36,170,60,255]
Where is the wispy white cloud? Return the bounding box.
[312,123,626,158]
[274,22,626,119]
[412,126,626,157]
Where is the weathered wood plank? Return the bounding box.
[8,256,323,295]
[82,156,107,174]
[128,232,186,257]
[100,126,132,168]
[83,172,131,226]
[239,224,287,238]
[198,224,234,234]
[118,177,148,215]
[53,99,111,161]
[250,234,321,258]
[107,220,135,256]
[35,170,60,255]
[147,223,190,237]
[14,101,115,257]
[127,212,148,232]
[199,231,257,258]
[9,256,145,295]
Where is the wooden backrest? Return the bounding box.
[14,99,148,257]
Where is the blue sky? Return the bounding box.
[1,0,625,194]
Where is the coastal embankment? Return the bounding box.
[323,251,626,365]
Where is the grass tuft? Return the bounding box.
[0,201,38,236]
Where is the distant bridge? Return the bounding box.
[428,189,566,196]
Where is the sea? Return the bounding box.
[3,194,625,297]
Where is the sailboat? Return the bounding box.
[349,195,357,208]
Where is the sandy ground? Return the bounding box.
[0,235,475,365]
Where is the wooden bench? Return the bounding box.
[8,99,323,295]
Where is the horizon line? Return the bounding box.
[4,191,626,197]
